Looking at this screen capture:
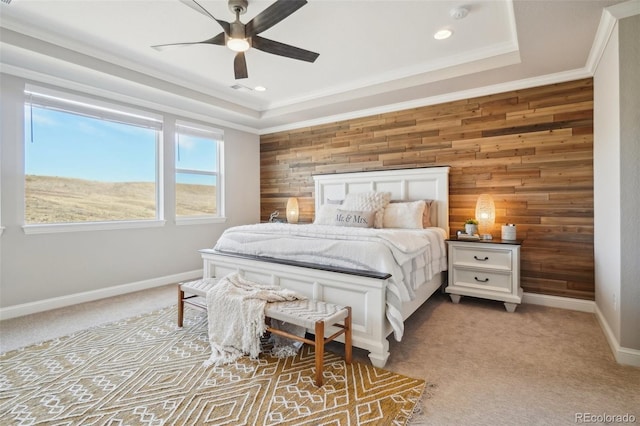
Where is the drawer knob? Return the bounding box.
[474,276,489,283]
[473,255,489,261]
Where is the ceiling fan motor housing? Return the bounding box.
[230,20,246,39]
[228,0,248,15]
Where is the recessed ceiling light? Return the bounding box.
[434,29,453,40]
[254,86,267,92]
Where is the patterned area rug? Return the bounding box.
[0,306,425,425]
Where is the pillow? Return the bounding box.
[391,199,435,228]
[341,191,391,228]
[314,204,340,225]
[383,200,426,229]
[422,199,435,228]
[333,209,375,228]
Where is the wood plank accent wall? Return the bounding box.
[260,78,594,300]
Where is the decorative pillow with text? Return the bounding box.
[341,191,391,228]
[333,209,375,228]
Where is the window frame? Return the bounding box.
[174,120,225,225]
[22,84,166,234]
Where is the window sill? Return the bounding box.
[175,216,227,226]
[22,220,166,235]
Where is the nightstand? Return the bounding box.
[445,238,523,312]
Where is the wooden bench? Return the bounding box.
[178,278,352,387]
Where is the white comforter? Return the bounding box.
[212,223,448,341]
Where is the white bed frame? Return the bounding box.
[200,166,450,368]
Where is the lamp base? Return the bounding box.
[480,234,493,240]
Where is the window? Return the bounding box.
[175,121,223,219]
[24,86,162,225]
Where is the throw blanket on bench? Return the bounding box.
[204,272,306,367]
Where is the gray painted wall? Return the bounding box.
[594,11,640,354]
[618,14,640,350]
[594,19,621,342]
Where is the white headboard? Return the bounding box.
[313,167,450,235]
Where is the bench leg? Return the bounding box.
[314,320,324,387]
[345,307,352,364]
[177,285,184,328]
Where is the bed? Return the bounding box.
[199,166,450,367]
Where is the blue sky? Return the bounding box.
[25,106,217,184]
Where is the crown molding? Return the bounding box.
[1,62,261,135]
[264,41,521,112]
[258,67,592,135]
[608,0,640,19]
[586,9,618,74]
[586,0,640,74]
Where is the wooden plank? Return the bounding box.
[259,78,595,300]
[505,100,593,119]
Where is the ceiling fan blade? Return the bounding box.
[152,32,226,51]
[245,0,307,36]
[179,0,230,34]
[234,52,248,79]
[252,35,319,63]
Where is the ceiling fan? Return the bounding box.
[152,0,319,80]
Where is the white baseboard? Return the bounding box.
[594,304,640,368]
[5,280,638,367]
[524,293,639,367]
[522,292,596,313]
[0,270,202,321]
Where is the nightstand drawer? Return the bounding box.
[451,246,512,271]
[451,269,512,293]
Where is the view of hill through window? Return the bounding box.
[24,105,217,224]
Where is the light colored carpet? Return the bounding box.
[0,306,423,425]
[0,285,175,354]
[388,293,640,425]
[1,284,638,425]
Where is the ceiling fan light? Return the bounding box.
[227,38,250,52]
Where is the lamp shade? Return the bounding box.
[286,197,299,224]
[475,194,495,239]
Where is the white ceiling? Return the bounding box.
[0,0,625,133]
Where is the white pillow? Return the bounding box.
[314,204,340,225]
[422,200,435,228]
[341,191,391,228]
[333,209,375,228]
[383,200,426,229]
